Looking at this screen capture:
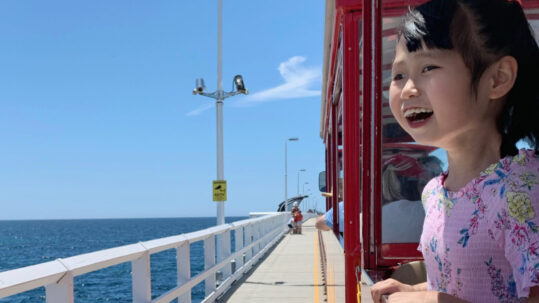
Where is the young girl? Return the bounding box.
[371,0,539,302]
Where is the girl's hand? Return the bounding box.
[386,291,435,303]
[370,278,415,303]
[387,291,470,303]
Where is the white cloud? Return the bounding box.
[186,56,321,115]
[232,56,321,107]
[186,102,213,116]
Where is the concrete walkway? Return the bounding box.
[222,218,328,302]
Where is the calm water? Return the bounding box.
[0,217,247,303]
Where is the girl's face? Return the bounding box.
[389,40,494,150]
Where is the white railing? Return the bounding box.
[0,212,291,303]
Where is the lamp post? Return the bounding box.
[297,169,306,196]
[303,182,309,195]
[302,182,309,212]
[192,0,248,226]
[284,137,299,211]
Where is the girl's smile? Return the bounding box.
[402,107,434,128]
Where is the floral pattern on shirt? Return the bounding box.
[420,149,539,302]
[485,257,520,303]
[425,237,463,295]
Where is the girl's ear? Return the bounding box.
[488,56,518,100]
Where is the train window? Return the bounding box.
[379,14,448,244]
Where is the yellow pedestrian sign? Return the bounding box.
[213,180,227,201]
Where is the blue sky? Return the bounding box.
[0,0,326,219]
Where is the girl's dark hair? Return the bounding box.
[398,0,539,157]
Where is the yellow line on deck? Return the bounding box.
[327,259,335,303]
[314,232,319,303]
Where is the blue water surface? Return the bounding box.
[0,217,247,303]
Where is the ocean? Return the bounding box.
[0,217,247,303]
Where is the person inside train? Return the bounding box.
[381,154,427,243]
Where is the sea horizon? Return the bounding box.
[0,215,255,222]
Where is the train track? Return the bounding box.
[318,230,329,302]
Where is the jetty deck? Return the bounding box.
[220,218,375,303]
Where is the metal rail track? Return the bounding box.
[318,230,329,302]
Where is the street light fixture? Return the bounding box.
[192,0,248,227]
[233,75,247,94]
[297,169,306,196]
[284,137,299,211]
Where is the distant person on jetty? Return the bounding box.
[287,216,295,234]
[293,209,303,234]
[287,202,303,234]
[290,202,299,215]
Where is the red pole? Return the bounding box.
[327,132,333,212]
[325,146,330,211]
[361,0,373,272]
[373,0,383,266]
[331,103,340,237]
[343,11,363,303]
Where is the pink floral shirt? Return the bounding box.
[420,149,539,302]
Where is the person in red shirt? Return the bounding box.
[293,210,303,234]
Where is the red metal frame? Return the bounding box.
[373,0,383,270]
[325,147,330,211]
[360,0,373,273]
[342,12,362,303]
[331,104,340,236]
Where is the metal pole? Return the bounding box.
[216,99,224,225]
[284,140,288,211]
[217,0,222,94]
[297,171,299,196]
[216,0,224,226]
[215,0,225,284]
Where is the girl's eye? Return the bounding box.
[392,73,404,81]
[422,65,439,73]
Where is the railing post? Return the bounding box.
[235,227,244,270]
[266,220,272,245]
[204,235,216,297]
[45,272,74,303]
[132,251,151,303]
[222,230,231,279]
[177,242,191,303]
[262,221,268,247]
[252,223,257,256]
[250,223,257,256]
[215,232,224,284]
[256,222,261,253]
[245,224,252,262]
[272,217,277,236]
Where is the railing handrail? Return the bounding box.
[0,212,293,302]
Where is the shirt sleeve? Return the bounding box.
[338,202,344,232]
[325,207,334,228]
[502,158,539,298]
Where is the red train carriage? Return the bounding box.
[319,0,539,301]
